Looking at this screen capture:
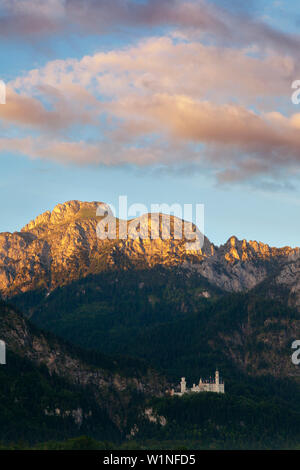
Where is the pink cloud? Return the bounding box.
[2,96,300,185]
[1,27,300,184]
[1,0,300,58]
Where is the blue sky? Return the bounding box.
[1,0,300,247]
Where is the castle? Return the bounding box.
[170,370,224,396]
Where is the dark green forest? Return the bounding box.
[3,266,299,449]
[0,349,122,444]
[13,267,299,380]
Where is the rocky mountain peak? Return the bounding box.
[21,200,100,232]
[0,200,299,297]
[219,235,298,264]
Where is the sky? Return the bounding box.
[1,0,300,246]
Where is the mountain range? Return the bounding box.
[1,200,300,300]
[1,200,300,449]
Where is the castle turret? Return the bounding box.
[215,369,219,386]
[180,377,186,394]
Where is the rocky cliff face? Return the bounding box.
[0,200,299,297]
[256,257,300,311]
[0,300,167,431]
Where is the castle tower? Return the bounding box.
[215,369,221,392]
[180,377,186,394]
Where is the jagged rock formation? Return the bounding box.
[0,200,299,297]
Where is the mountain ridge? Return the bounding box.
[0,200,299,297]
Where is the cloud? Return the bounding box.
[1,10,300,185]
[0,0,66,36]
[1,0,300,58]
[11,35,299,106]
[0,135,182,167]
[0,85,97,132]
[2,94,300,185]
